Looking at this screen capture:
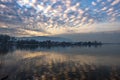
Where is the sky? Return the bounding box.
[0,0,120,37]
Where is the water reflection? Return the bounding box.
[0,44,102,55]
[0,45,120,80]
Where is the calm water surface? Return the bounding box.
[0,45,120,80]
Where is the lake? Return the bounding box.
[0,44,120,80]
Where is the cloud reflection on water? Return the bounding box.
[0,46,120,80]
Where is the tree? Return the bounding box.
[0,35,10,44]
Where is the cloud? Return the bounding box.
[92,1,97,6]
[0,0,119,25]
[97,0,102,2]
[0,27,50,37]
[111,0,120,6]
[93,22,120,32]
[0,21,50,36]
[101,7,107,11]
[107,0,112,2]
[0,0,120,36]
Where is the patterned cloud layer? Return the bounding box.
[0,0,120,35]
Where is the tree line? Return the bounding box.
[0,34,102,47]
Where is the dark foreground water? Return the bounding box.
[0,45,120,80]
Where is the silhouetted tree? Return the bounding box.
[0,35,11,44]
[0,34,102,49]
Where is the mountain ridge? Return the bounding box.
[16,36,72,42]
